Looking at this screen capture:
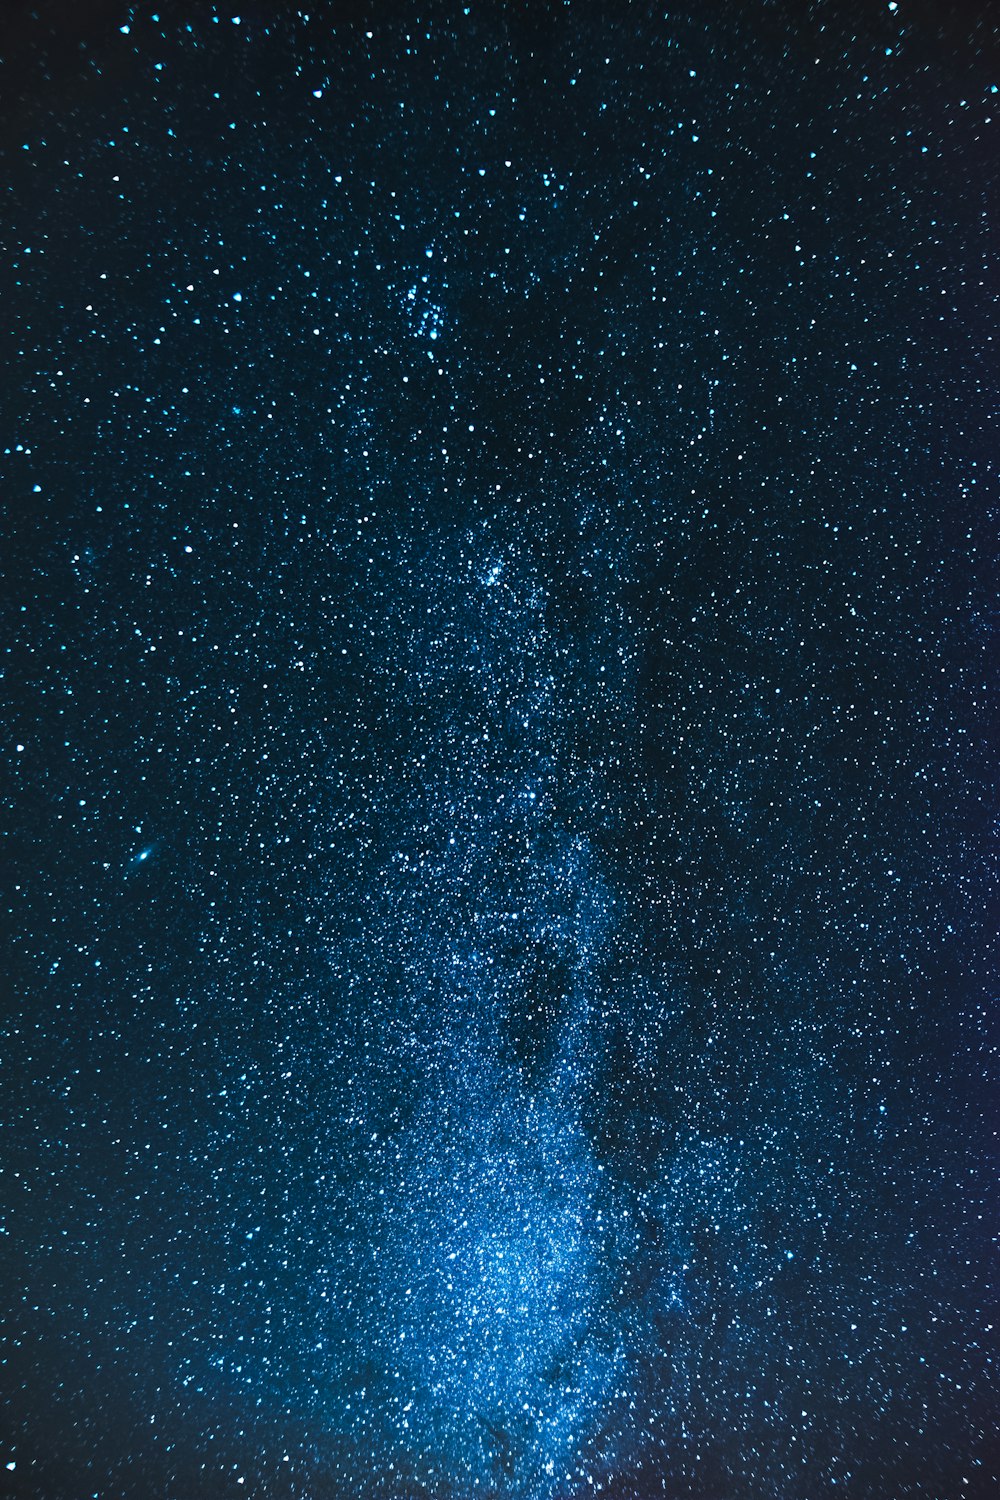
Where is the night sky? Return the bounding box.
[2,2,997,1496]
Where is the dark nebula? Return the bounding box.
[2,2,996,1497]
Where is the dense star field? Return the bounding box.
[1,2,997,1496]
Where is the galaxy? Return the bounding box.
[2,2,997,1496]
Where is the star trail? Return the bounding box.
[1,2,997,1497]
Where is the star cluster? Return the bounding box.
[1,3,997,1497]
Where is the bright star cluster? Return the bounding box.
[2,3,996,1498]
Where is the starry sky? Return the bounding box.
[1,2,997,1497]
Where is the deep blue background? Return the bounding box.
[2,2,996,1496]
